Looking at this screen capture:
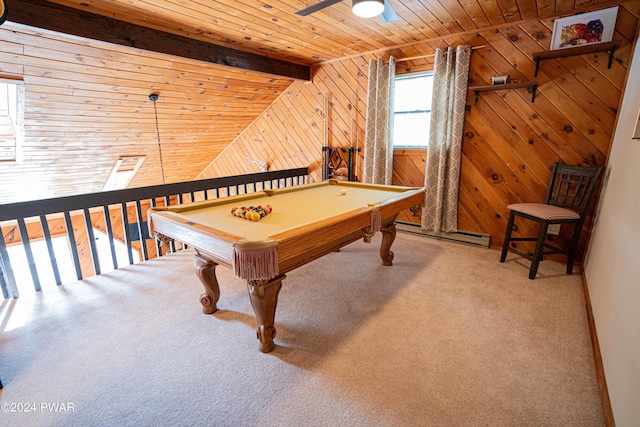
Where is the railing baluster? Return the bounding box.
[0,266,10,299]
[150,199,162,258]
[40,215,62,286]
[0,224,19,298]
[121,202,134,265]
[83,209,101,276]
[134,200,149,261]
[17,218,41,292]
[161,195,177,253]
[64,211,83,281]
[102,206,118,270]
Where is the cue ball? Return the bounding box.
[340,189,347,195]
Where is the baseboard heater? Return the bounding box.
[395,221,491,248]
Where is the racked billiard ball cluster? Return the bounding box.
[231,205,273,222]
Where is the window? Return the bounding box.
[0,79,25,162]
[102,156,146,191]
[393,72,434,148]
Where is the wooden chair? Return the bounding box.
[500,163,604,280]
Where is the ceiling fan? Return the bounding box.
[295,0,398,22]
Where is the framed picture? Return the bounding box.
[550,7,619,50]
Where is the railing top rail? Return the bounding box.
[0,168,309,221]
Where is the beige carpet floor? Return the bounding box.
[0,232,604,426]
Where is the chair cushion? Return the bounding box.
[508,203,580,220]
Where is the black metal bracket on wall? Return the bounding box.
[532,41,620,77]
[471,82,538,105]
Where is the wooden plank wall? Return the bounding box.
[0,23,293,204]
[197,83,327,180]
[200,2,639,258]
[392,149,427,224]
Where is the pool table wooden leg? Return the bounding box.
[379,222,397,266]
[194,253,220,314]
[246,275,285,353]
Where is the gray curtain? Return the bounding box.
[421,45,471,232]
[363,56,395,184]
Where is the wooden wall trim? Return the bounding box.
[581,269,616,427]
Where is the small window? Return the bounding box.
[0,79,25,162]
[393,72,433,148]
[103,156,146,191]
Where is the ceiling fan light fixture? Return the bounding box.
[352,0,384,18]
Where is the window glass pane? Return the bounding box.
[393,73,433,148]
[394,75,433,112]
[0,82,19,161]
[393,113,430,147]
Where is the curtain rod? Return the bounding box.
[395,45,485,63]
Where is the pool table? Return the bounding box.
[148,179,425,352]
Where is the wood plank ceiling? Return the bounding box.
[0,0,633,204]
[47,0,627,65]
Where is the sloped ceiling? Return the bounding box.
[48,0,618,65]
[0,0,629,203]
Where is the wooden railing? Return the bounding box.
[0,168,309,298]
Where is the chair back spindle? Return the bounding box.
[546,164,604,218]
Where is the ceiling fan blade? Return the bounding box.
[295,0,344,16]
[381,0,398,22]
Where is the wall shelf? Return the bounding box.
[469,81,538,104]
[532,40,621,76]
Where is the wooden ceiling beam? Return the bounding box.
[4,0,310,81]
